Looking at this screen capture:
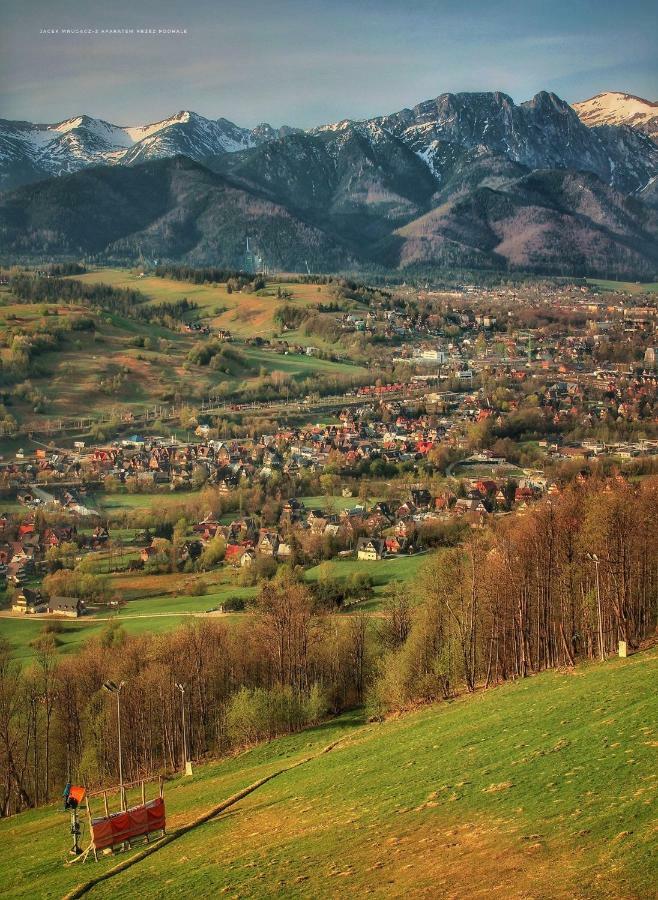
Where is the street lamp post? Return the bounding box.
[103,680,126,808]
[175,682,192,775]
[587,554,605,662]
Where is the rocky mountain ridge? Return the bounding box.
[1,89,657,278]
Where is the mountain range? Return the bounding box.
[1,90,657,277]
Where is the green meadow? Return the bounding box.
[305,553,428,588]
[1,648,655,898]
[71,268,339,338]
[0,615,192,667]
[587,278,658,294]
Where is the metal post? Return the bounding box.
[594,558,605,662]
[70,807,81,855]
[116,688,124,808]
[103,680,126,809]
[176,682,191,775]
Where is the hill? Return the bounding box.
[0,268,367,430]
[1,647,656,898]
[0,157,353,271]
[390,169,658,278]
[2,154,658,279]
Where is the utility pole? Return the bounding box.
[103,680,126,808]
[587,554,605,661]
[175,683,192,775]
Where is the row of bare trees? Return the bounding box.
[2,477,656,816]
[372,477,658,713]
[0,576,368,817]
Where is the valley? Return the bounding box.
[2,3,657,897]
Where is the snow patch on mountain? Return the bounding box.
[0,110,282,188]
[1,90,657,195]
[574,92,658,142]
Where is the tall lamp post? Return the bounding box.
[103,680,126,808]
[175,682,192,776]
[586,554,605,662]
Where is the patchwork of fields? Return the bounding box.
[0,271,366,435]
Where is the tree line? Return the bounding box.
[1,477,656,817]
[8,275,197,326]
[0,573,367,817]
[154,264,250,284]
[371,476,658,712]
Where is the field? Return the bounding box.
[587,278,658,294]
[306,554,427,587]
[306,553,429,611]
[0,272,366,440]
[1,647,656,898]
[449,461,524,479]
[299,494,370,511]
[71,268,341,339]
[0,614,193,666]
[0,569,256,665]
[93,490,209,514]
[0,551,423,663]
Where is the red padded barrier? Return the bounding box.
[91,797,166,849]
[146,797,166,832]
[128,803,149,834]
[110,811,132,844]
[91,818,114,851]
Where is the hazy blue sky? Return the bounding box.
[1,0,656,126]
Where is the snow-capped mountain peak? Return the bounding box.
[1,90,657,193]
[573,92,658,142]
[0,110,280,188]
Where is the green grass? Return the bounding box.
[450,462,524,479]
[115,585,256,616]
[2,649,656,898]
[241,347,363,379]
[0,579,254,664]
[587,278,658,294]
[0,615,197,666]
[298,494,368,511]
[305,553,430,611]
[94,491,205,513]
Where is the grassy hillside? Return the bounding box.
[0,273,366,435]
[1,648,656,898]
[587,278,658,294]
[71,268,339,339]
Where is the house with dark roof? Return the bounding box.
[12,588,47,614]
[48,596,84,617]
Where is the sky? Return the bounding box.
[1,0,656,127]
